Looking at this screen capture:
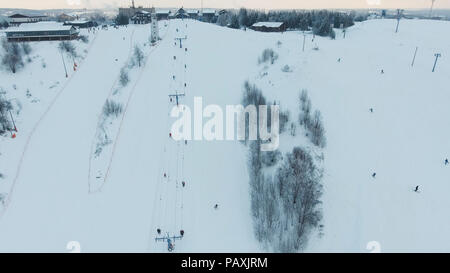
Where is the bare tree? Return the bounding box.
[1,39,24,73]
[133,45,144,67]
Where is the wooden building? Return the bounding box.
[131,10,152,24]
[5,22,79,42]
[8,14,49,26]
[64,20,96,28]
[250,22,286,32]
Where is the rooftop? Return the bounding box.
[6,22,73,32]
[252,22,285,28]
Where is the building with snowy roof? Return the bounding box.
[8,13,49,26]
[5,22,79,42]
[131,10,152,24]
[64,20,96,28]
[250,22,286,32]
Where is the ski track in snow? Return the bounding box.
[0,31,100,220]
[1,18,449,252]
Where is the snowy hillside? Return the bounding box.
[0,18,449,252]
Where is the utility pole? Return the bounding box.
[60,49,68,78]
[9,110,17,132]
[411,46,418,67]
[429,0,436,18]
[302,32,306,52]
[432,53,441,72]
[395,9,403,33]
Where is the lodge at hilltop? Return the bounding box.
[5,22,79,42]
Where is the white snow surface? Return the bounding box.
[0,18,449,252]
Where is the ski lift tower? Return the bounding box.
[150,8,159,43]
[155,233,183,252]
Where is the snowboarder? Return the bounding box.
[180,230,184,237]
[182,181,185,187]
[414,186,420,192]
[445,158,449,165]
[157,228,161,235]
[372,172,376,178]
[214,204,219,210]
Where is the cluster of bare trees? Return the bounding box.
[1,39,32,73]
[299,90,326,148]
[258,49,278,65]
[132,45,144,68]
[241,82,324,252]
[248,139,323,252]
[58,41,77,58]
[0,95,13,135]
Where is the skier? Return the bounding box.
[214,204,219,210]
[164,173,167,178]
[372,172,376,178]
[168,240,174,252]
[169,133,172,138]
[157,228,161,235]
[370,108,373,113]
[337,58,341,62]
[182,181,185,187]
[180,230,185,237]
[445,158,449,165]
[381,69,384,74]
[414,186,420,192]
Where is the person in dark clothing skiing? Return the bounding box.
[214,204,219,210]
[180,230,184,237]
[445,158,449,165]
[157,228,161,235]
[182,181,185,187]
[414,186,419,192]
[370,108,374,113]
[372,172,376,178]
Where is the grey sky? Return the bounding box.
[0,0,449,10]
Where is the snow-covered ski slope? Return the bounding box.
[0,18,449,252]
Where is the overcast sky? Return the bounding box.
[0,0,449,10]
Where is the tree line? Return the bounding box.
[220,8,363,38]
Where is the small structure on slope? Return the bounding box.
[250,22,286,32]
